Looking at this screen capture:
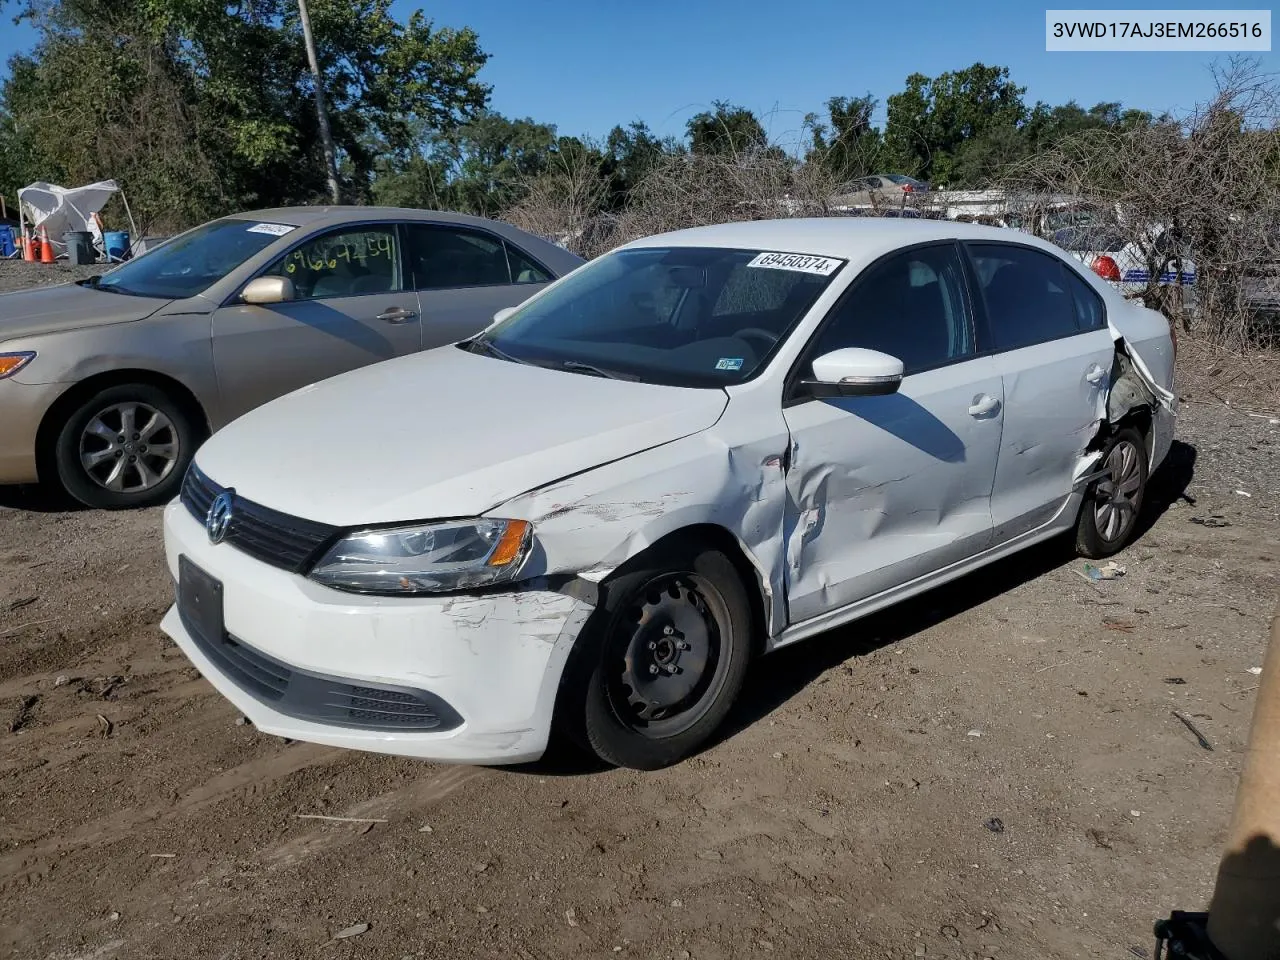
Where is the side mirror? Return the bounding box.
[805,347,904,398]
[492,306,517,326]
[241,276,295,305]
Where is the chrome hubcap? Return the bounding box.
[1093,440,1142,542]
[79,402,179,493]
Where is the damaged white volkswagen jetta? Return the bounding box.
[160,218,1176,770]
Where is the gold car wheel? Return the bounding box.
[78,401,180,494]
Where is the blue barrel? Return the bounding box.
[104,230,130,261]
[0,225,14,258]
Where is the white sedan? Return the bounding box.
[160,219,1177,770]
[1053,224,1196,300]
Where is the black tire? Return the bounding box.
[560,540,755,771]
[1075,426,1149,559]
[53,383,198,509]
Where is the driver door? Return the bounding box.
[782,242,1003,623]
[211,223,422,422]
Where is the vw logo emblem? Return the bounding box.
[206,490,235,545]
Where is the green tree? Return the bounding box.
[601,120,682,209]
[883,63,1027,185]
[1,0,490,226]
[438,112,558,215]
[686,100,769,156]
[805,94,882,184]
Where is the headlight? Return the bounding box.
[309,518,533,595]
[0,352,35,379]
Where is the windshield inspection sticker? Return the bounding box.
[246,222,296,236]
[715,357,744,371]
[747,252,843,276]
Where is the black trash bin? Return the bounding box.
[63,230,96,266]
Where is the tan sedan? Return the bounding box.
[0,206,583,508]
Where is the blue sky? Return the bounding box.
[3,1,1275,147]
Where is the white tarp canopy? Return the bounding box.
[18,180,120,246]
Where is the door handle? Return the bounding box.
[377,306,418,324]
[1085,363,1107,385]
[968,394,1001,417]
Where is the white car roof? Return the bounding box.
[622,217,1062,264]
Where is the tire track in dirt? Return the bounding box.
[0,742,340,890]
[256,764,485,870]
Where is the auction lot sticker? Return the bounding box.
[246,222,297,236]
[747,252,844,275]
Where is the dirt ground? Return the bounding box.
[1,260,1278,960]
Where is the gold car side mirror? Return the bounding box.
[241,276,296,305]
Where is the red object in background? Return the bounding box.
[1091,255,1121,281]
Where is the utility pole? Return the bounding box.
[297,0,341,205]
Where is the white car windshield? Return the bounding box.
[469,246,844,387]
[92,218,295,299]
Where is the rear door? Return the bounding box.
[405,223,555,347]
[210,223,422,421]
[964,241,1115,543]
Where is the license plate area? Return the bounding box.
[178,554,224,643]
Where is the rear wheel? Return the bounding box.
[53,384,197,509]
[565,541,754,770]
[1075,426,1148,558]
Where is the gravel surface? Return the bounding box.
[1,264,1277,959]
[0,260,103,290]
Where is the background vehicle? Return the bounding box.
[833,174,931,211]
[0,207,583,508]
[846,174,931,194]
[161,218,1175,771]
[1052,223,1196,301]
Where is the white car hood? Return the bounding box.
[193,346,729,526]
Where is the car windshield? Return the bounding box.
[93,218,296,299]
[470,246,845,387]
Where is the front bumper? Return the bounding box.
[0,377,67,484]
[160,501,593,764]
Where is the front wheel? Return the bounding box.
[565,542,755,770]
[53,383,198,509]
[1075,426,1149,559]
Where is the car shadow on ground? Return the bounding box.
[0,483,80,513]
[524,439,1198,777]
[719,438,1198,746]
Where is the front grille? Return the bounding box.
[178,597,463,732]
[181,464,338,573]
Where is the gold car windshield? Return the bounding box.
[94,218,295,299]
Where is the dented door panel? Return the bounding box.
[780,357,1003,623]
[988,331,1115,542]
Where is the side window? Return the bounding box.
[807,243,974,376]
[1059,263,1106,331]
[504,242,552,284]
[967,243,1086,351]
[265,226,401,300]
[407,225,513,290]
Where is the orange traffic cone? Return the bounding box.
[28,234,41,262]
[20,233,32,261]
[39,225,54,264]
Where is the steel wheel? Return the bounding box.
[605,573,733,740]
[1093,438,1142,543]
[78,401,180,494]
